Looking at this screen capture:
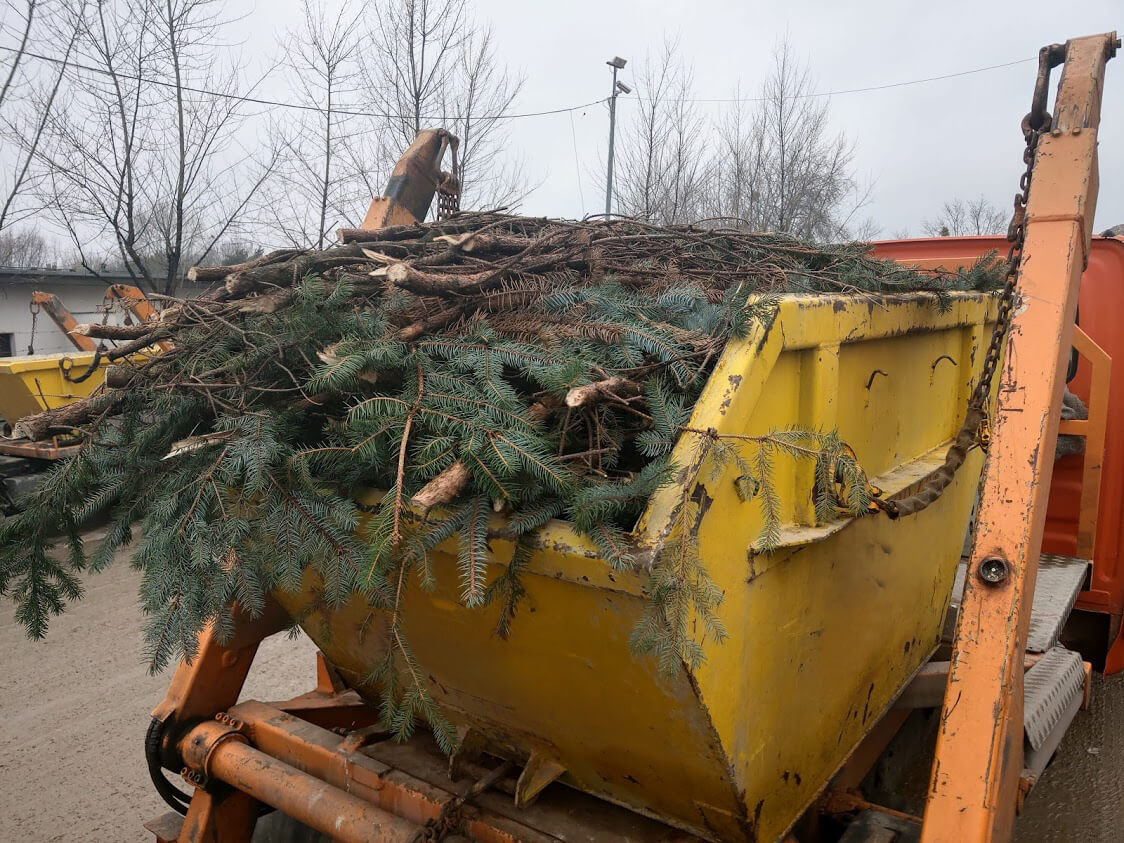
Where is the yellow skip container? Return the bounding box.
[275,291,997,842]
[0,353,107,429]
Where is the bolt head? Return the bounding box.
[978,556,1010,585]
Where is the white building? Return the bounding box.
[0,269,209,356]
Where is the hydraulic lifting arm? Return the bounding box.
[922,31,1118,842]
[105,283,161,324]
[29,291,97,353]
[340,128,461,240]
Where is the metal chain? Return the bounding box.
[879,67,1054,519]
[26,300,38,355]
[969,122,1043,444]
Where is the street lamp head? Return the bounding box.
[607,56,627,69]
[615,81,632,94]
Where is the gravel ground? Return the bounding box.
[1015,670,1124,841]
[1,532,1120,841]
[0,541,315,842]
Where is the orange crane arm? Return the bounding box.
[105,284,173,352]
[30,291,97,353]
[921,31,1118,842]
[106,283,160,324]
[340,129,460,240]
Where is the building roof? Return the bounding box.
[0,267,209,289]
[0,267,149,286]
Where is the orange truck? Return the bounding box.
[138,32,1117,843]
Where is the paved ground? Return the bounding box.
[1,536,1121,841]
[0,555,315,842]
[1015,670,1124,842]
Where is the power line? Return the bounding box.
[630,57,1036,103]
[0,44,607,120]
[1,41,1036,118]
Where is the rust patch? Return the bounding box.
[690,483,714,533]
[720,374,743,414]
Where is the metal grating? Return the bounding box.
[1023,646,1086,752]
[1026,554,1089,653]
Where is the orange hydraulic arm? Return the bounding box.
[340,129,461,240]
[922,32,1117,842]
[106,284,173,351]
[30,291,97,353]
[106,283,160,324]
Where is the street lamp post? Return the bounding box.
[604,56,629,217]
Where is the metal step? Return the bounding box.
[943,554,1088,651]
[1023,646,1087,779]
[1026,554,1089,653]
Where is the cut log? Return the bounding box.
[105,365,137,389]
[565,377,641,408]
[412,461,469,513]
[106,332,170,361]
[71,323,154,341]
[528,394,563,421]
[238,289,292,314]
[187,248,307,283]
[386,263,492,296]
[397,304,465,342]
[338,225,427,244]
[11,393,112,441]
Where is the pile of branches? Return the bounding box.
[0,212,999,743]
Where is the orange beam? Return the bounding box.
[1060,326,1111,559]
[106,284,174,352]
[921,32,1117,842]
[30,291,97,352]
[180,720,418,843]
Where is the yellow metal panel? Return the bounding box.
[277,291,998,841]
[0,353,106,426]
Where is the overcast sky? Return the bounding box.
[228,0,1124,235]
[21,0,1124,237]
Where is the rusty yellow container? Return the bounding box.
[276,291,997,842]
[0,353,107,429]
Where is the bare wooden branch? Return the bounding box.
[412,461,469,514]
[565,377,641,408]
[11,393,112,441]
[188,248,307,283]
[71,323,155,341]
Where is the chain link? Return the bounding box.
[878,108,1046,518]
[969,123,1042,441]
[26,299,39,355]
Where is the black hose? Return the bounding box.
[145,716,192,815]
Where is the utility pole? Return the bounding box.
[604,56,630,217]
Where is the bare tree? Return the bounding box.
[0,0,37,112]
[363,0,526,210]
[614,38,863,239]
[0,226,51,265]
[754,40,857,240]
[922,195,1007,237]
[437,24,524,208]
[698,83,766,226]
[265,0,366,248]
[613,40,706,223]
[31,0,274,295]
[1,1,85,236]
